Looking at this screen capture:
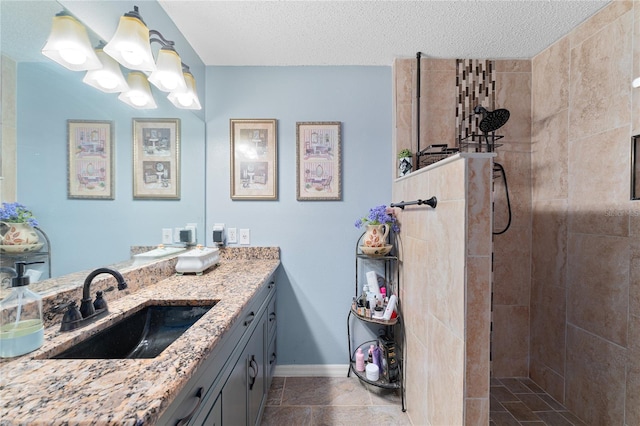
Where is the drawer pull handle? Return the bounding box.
[269,312,276,322]
[175,387,203,426]
[248,356,259,390]
[270,352,277,365]
[244,312,255,326]
[268,281,275,289]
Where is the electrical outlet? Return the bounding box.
[185,223,197,244]
[239,228,250,245]
[174,228,184,242]
[162,228,173,244]
[227,227,237,244]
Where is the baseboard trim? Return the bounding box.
[274,364,350,377]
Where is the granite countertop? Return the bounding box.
[0,249,280,425]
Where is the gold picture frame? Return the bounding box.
[296,121,342,201]
[230,119,278,200]
[133,118,181,200]
[67,120,115,199]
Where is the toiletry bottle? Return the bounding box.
[382,294,397,321]
[0,261,44,358]
[368,344,374,363]
[355,347,365,371]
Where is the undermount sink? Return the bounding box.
[51,303,216,359]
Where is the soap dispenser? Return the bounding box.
[0,261,44,358]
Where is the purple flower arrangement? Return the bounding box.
[0,202,38,227]
[354,204,399,233]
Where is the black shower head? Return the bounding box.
[474,106,510,133]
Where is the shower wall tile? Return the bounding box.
[568,10,632,142]
[567,125,631,237]
[422,58,456,72]
[427,199,466,338]
[493,226,531,306]
[491,305,529,377]
[466,256,491,398]
[422,66,457,147]
[530,281,566,376]
[633,2,640,135]
[405,326,429,425]
[567,233,629,347]
[626,313,640,426]
[464,397,489,426]
[565,325,626,426]
[568,0,632,49]
[493,149,532,230]
[531,200,568,289]
[532,37,569,121]
[630,238,640,316]
[466,157,492,257]
[427,314,464,426]
[530,357,565,404]
[494,60,531,73]
[403,236,430,347]
[495,71,531,143]
[531,109,568,201]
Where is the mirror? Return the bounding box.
[0,1,206,291]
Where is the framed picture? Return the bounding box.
[67,120,115,199]
[230,119,278,200]
[296,121,342,201]
[133,118,181,200]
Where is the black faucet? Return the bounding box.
[59,268,128,331]
[79,267,128,318]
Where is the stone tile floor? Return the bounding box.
[260,376,587,425]
[260,376,410,426]
[491,377,587,426]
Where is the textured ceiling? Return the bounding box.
[158,0,610,66]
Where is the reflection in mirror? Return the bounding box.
[632,135,640,200]
[0,1,206,294]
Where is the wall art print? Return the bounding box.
[296,121,341,201]
[67,120,114,199]
[230,119,278,200]
[133,118,181,200]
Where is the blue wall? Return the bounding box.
[205,66,392,364]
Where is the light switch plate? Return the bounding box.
[227,227,237,244]
[239,228,250,245]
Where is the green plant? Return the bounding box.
[397,149,412,159]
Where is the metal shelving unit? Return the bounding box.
[347,231,405,411]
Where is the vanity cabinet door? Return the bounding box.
[247,315,266,426]
[222,349,248,426]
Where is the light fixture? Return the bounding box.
[148,37,187,92]
[168,67,202,110]
[41,11,101,71]
[82,43,129,93]
[118,72,157,109]
[103,6,156,72]
[633,77,640,88]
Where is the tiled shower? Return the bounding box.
[392,1,640,424]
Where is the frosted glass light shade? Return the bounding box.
[83,50,129,93]
[168,72,202,110]
[118,72,157,109]
[104,16,156,72]
[633,77,640,88]
[149,48,187,92]
[42,13,101,71]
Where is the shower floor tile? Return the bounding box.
[491,377,588,426]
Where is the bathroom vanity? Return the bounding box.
[0,248,280,425]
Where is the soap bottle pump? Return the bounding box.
[0,261,45,358]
